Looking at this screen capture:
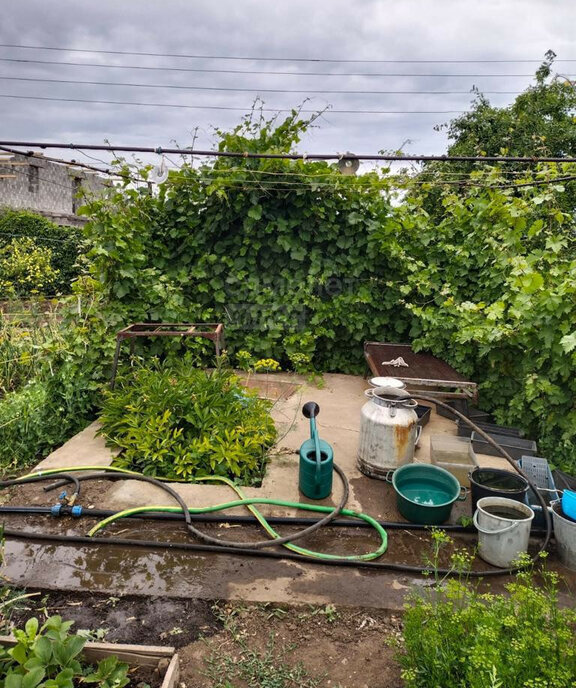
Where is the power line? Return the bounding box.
[1,140,575,164]
[0,74,524,96]
[1,43,574,64]
[0,57,567,79]
[0,145,133,180]
[0,93,466,115]
[165,173,576,190]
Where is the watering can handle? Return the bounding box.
[302,402,320,419]
[302,402,322,488]
[472,510,520,535]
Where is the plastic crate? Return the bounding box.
[430,435,478,487]
[519,455,559,529]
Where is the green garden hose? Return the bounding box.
[88,499,387,561]
[14,465,388,561]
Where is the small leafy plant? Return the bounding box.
[0,615,129,688]
[253,358,281,373]
[399,538,576,688]
[99,359,277,483]
[235,350,254,372]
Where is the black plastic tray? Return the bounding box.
[415,405,431,427]
[457,419,523,439]
[436,399,492,424]
[471,431,537,460]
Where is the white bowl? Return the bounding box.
[368,376,406,389]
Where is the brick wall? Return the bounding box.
[0,152,107,226]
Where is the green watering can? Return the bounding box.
[299,402,334,500]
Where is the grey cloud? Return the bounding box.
[0,0,574,166]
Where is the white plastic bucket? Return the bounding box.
[473,496,534,568]
[551,501,576,571]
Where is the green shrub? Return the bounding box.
[0,311,103,472]
[382,165,576,472]
[82,109,403,374]
[400,565,576,688]
[0,382,51,471]
[0,209,84,294]
[0,313,59,395]
[0,237,59,298]
[99,360,277,482]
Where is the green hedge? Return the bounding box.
[0,209,84,294]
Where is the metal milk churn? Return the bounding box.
[358,386,418,479]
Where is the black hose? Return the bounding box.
[0,527,511,577]
[5,468,350,550]
[0,473,81,499]
[0,504,481,532]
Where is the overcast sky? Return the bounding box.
[1,0,575,167]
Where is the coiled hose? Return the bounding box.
[0,394,553,576]
[3,466,387,561]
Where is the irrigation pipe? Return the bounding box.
[0,504,481,531]
[0,527,533,577]
[1,395,553,575]
[2,467,387,561]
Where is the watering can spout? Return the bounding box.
[298,401,334,500]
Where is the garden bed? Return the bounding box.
[0,634,179,687]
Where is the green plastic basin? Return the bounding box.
[391,463,465,525]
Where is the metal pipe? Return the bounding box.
[0,141,575,164]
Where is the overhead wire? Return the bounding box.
[0,93,467,115]
[4,149,568,195]
[0,74,528,96]
[2,141,576,163]
[1,57,571,80]
[0,145,130,180]
[2,43,575,64]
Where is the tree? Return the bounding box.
[438,50,576,158]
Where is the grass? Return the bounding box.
[0,299,66,396]
[203,603,326,688]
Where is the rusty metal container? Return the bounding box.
[358,387,418,479]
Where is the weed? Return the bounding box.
[297,604,340,623]
[399,544,576,688]
[204,631,324,688]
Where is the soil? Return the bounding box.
[126,664,162,687]
[7,591,220,647]
[5,593,405,687]
[179,602,405,688]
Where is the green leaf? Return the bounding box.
[22,667,45,688]
[33,636,52,665]
[5,674,23,688]
[9,644,28,666]
[247,204,262,220]
[560,332,576,353]
[24,619,38,641]
[519,272,544,294]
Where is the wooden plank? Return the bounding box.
[83,648,161,667]
[0,636,178,677]
[83,640,175,656]
[162,653,180,688]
